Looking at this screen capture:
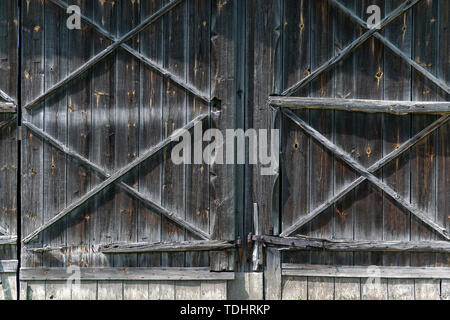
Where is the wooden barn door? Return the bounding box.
[0,0,18,301]
[246,0,450,300]
[19,0,236,300]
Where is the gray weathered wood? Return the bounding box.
[24,0,185,112]
[20,267,235,281]
[0,273,17,300]
[0,260,18,273]
[282,264,450,279]
[281,108,450,240]
[387,279,414,300]
[281,276,307,300]
[0,104,16,114]
[308,277,334,300]
[22,114,208,243]
[281,0,424,96]
[264,248,281,300]
[334,278,360,300]
[200,281,227,300]
[99,240,235,253]
[97,281,123,300]
[328,0,450,95]
[270,97,450,114]
[414,279,441,300]
[0,236,17,246]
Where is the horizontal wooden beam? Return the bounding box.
[0,236,17,245]
[20,267,235,281]
[99,240,235,253]
[269,97,450,115]
[22,114,208,244]
[22,117,210,241]
[0,102,16,114]
[255,235,450,253]
[281,0,423,96]
[282,264,450,279]
[0,260,18,273]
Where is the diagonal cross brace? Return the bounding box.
[48,0,211,106]
[280,112,450,237]
[22,118,210,241]
[22,114,208,244]
[24,0,184,112]
[282,0,424,96]
[329,0,449,95]
[281,108,450,240]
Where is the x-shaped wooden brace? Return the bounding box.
[21,0,214,243]
[280,108,449,240]
[22,114,209,243]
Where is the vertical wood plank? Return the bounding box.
[361,278,388,300]
[281,276,307,300]
[123,281,149,300]
[90,0,116,268]
[97,281,123,300]
[26,281,46,300]
[45,281,71,300]
[441,280,450,300]
[0,273,17,300]
[175,281,201,300]
[334,278,360,300]
[148,281,175,300]
[161,1,187,267]
[71,281,97,300]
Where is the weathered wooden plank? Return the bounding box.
[442,280,450,300]
[25,281,46,300]
[0,103,16,114]
[97,281,123,300]
[280,114,449,237]
[387,279,414,300]
[22,115,208,244]
[45,281,71,300]
[308,277,334,300]
[200,281,227,300]
[148,281,175,300]
[270,97,449,114]
[281,0,424,96]
[0,273,17,300]
[20,267,235,281]
[0,0,18,102]
[264,248,281,300]
[71,281,97,300]
[0,236,17,246]
[282,264,450,279]
[175,281,202,300]
[334,278,360,300]
[21,0,45,270]
[414,279,440,300]
[281,108,450,240]
[123,281,149,300]
[100,240,235,253]
[257,235,450,253]
[281,276,307,300]
[0,260,18,272]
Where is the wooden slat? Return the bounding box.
[0,103,16,114]
[99,240,235,253]
[22,114,208,244]
[0,236,17,246]
[20,267,235,281]
[270,97,450,114]
[264,247,281,300]
[282,264,450,279]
